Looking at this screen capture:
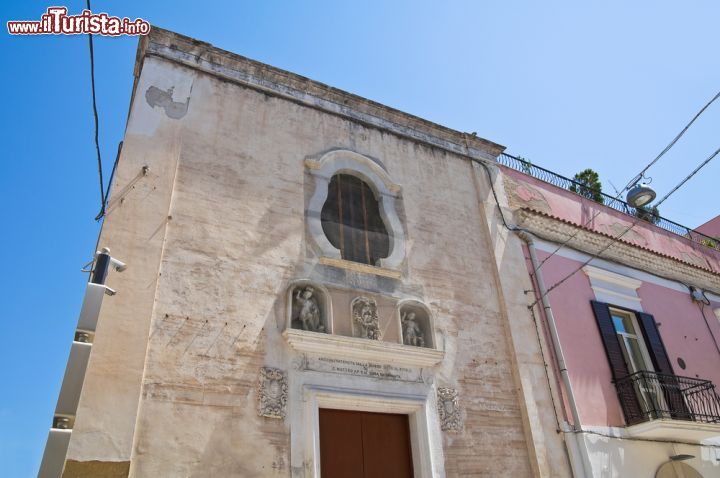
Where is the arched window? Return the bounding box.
[305,150,405,272]
[320,174,389,266]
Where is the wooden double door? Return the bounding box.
[319,409,414,478]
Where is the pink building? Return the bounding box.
[696,216,720,240]
[497,154,720,478]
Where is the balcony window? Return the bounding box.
[610,308,667,419]
[591,300,720,426]
[614,371,720,425]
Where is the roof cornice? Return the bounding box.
[135,26,505,162]
[517,209,720,295]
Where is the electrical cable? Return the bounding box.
[654,145,720,207]
[95,141,123,221]
[634,89,720,184]
[474,132,720,452]
[462,132,523,233]
[535,220,640,302]
[479,159,516,231]
[87,0,105,219]
[543,146,720,296]
[535,88,720,269]
[534,148,719,306]
[698,303,720,358]
[474,121,720,455]
[473,137,719,308]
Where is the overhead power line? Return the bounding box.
[536,87,720,269]
[654,146,720,207]
[630,89,720,188]
[534,144,720,305]
[94,141,122,221]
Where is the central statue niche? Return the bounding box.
[351,296,381,340]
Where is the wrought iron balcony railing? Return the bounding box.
[614,371,720,425]
[496,153,720,251]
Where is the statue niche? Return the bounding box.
[351,296,381,340]
[401,310,425,347]
[290,284,327,333]
[398,303,433,348]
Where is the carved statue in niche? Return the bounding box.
[352,297,381,340]
[258,367,288,419]
[401,311,425,347]
[292,286,326,333]
[437,387,462,431]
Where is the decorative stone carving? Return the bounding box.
[401,311,425,347]
[437,387,461,431]
[502,175,552,215]
[291,285,326,333]
[258,367,288,419]
[352,296,381,340]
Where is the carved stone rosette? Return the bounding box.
[437,387,462,431]
[258,367,288,419]
[351,296,381,340]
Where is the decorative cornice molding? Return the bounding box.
[283,329,445,368]
[517,210,720,295]
[583,265,644,310]
[140,28,505,162]
[583,265,642,290]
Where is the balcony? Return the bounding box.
[615,371,720,442]
[496,153,720,252]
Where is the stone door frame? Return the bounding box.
[289,373,445,478]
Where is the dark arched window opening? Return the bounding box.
[321,174,390,266]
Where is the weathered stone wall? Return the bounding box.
[64,53,188,476]
[126,63,530,477]
[66,27,572,478]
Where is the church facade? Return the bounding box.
[42,27,578,477]
[42,26,720,478]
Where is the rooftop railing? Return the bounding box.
[497,153,720,251]
[614,371,720,425]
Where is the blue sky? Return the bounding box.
[1,1,719,476]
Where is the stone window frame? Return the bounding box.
[305,150,405,273]
[583,265,643,311]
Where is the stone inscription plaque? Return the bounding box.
[296,355,424,383]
